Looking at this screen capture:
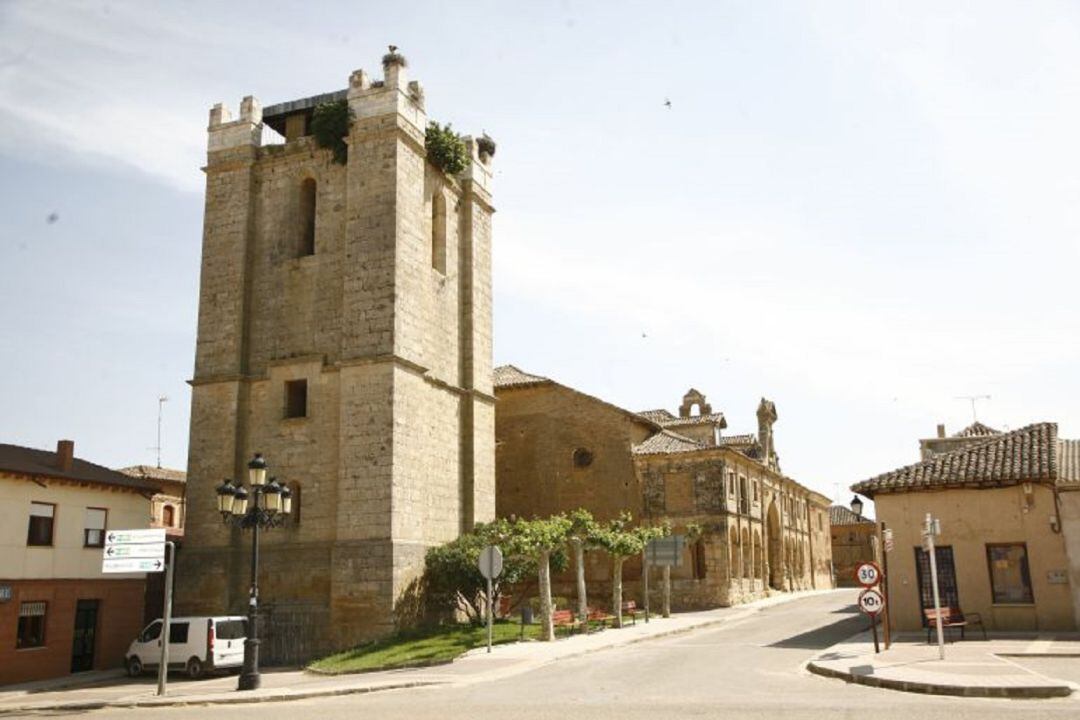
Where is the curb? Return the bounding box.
[806,660,1073,699]
[0,680,444,716]
[0,589,842,714]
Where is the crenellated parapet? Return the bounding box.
[207,95,262,154]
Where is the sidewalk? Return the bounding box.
[0,588,841,715]
[808,631,1080,698]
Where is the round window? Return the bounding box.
[572,448,594,468]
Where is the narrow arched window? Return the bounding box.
[431,190,446,273]
[162,505,175,527]
[299,178,317,257]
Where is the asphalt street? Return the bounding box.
[28,592,1080,719]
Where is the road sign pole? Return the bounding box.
[925,513,945,660]
[880,522,891,650]
[157,541,175,697]
[486,572,493,653]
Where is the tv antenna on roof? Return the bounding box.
[955,394,990,422]
[152,395,169,468]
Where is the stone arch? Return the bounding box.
[729,527,740,580]
[753,529,762,579]
[766,500,783,590]
[679,389,712,418]
[741,527,751,580]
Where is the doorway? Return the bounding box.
[71,599,99,673]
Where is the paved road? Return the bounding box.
[46,592,1079,719]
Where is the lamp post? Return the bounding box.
[850,495,864,518]
[215,453,293,691]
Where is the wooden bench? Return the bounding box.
[552,609,580,635]
[923,607,987,643]
[621,601,640,626]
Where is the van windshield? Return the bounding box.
[216,620,246,640]
[140,621,162,643]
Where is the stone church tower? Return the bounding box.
[177,58,495,661]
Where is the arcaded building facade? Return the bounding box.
[178,58,495,662]
[495,366,832,611]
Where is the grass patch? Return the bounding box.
[308,621,542,674]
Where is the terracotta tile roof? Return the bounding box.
[656,413,727,428]
[0,443,160,493]
[119,465,187,484]
[638,409,676,423]
[632,430,707,456]
[953,421,1001,438]
[1059,439,1080,487]
[851,422,1058,498]
[719,433,758,446]
[829,505,874,526]
[493,365,551,389]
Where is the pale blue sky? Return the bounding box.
[2,1,1078,509]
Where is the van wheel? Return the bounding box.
[185,657,204,680]
[126,657,143,678]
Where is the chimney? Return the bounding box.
[56,440,74,473]
[936,424,946,439]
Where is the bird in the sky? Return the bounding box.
[664,98,672,109]
[46,212,59,224]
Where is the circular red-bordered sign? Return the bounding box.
[854,561,882,588]
[858,588,885,616]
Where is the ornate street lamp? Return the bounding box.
[850,495,864,518]
[215,453,293,691]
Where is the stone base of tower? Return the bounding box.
[176,536,445,665]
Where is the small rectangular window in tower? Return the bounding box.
[299,179,317,257]
[284,379,308,419]
[431,191,446,274]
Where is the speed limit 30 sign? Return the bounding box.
[854,561,882,588]
[858,588,885,616]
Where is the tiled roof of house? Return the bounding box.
[851,422,1058,498]
[0,443,160,493]
[632,430,707,456]
[719,434,758,446]
[829,505,874,526]
[656,413,728,428]
[119,465,187,484]
[953,421,1002,438]
[638,409,676,423]
[493,365,551,389]
[1059,439,1080,487]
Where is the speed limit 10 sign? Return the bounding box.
[854,561,882,587]
[858,588,885,616]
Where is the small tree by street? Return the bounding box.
[506,515,572,641]
[424,518,534,624]
[596,513,668,628]
[565,508,599,624]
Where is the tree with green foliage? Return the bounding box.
[310,99,353,164]
[424,519,534,625]
[595,513,668,628]
[425,121,471,175]
[505,515,572,641]
[565,509,600,623]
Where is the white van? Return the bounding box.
[126,616,246,679]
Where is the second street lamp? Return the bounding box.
[215,453,293,691]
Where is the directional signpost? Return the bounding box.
[647,536,685,619]
[102,529,174,696]
[477,546,503,654]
